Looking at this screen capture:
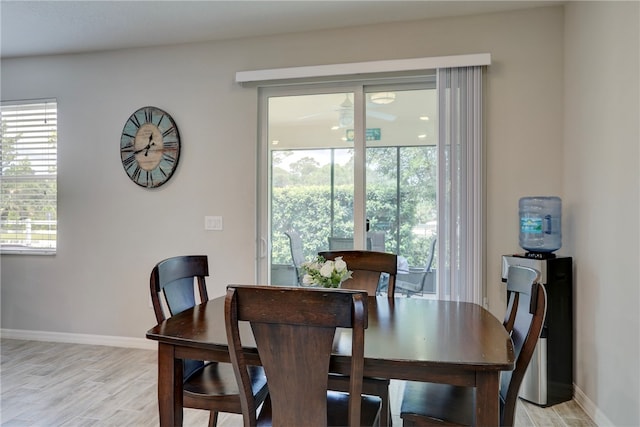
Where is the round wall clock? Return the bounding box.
[120,106,181,188]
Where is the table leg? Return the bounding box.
[475,371,500,426]
[158,343,183,427]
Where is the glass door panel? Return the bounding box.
[268,92,355,286]
[365,88,437,296]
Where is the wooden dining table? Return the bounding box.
[146,293,515,426]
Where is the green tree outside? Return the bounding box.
[1,120,57,245]
[271,146,437,269]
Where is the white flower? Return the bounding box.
[319,260,335,277]
[334,257,347,272]
[299,255,352,288]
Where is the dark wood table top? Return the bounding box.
[146,295,514,383]
[146,294,514,426]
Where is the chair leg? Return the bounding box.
[381,388,391,427]
[208,411,218,427]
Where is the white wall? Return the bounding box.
[1,3,637,424]
[563,2,639,426]
[1,5,565,335]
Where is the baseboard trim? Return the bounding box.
[0,328,157,351]
[574,383,612,426]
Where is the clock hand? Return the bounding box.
[144,141,156,156]
[133,139,156,155]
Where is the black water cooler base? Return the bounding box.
[502,255,573,407]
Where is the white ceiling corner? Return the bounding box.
[0,1,565,59]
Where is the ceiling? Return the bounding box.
[1,1,563,59]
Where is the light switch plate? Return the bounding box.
[204,216,223,231]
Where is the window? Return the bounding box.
[1,99,57,254]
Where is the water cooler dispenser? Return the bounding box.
[501,255,573,406]
[502,196,573,406]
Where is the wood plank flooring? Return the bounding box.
[1,339,596,426]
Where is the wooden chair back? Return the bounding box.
[500,271,547,426]
[150,255,209,379]
[225,285,369,427]
[503,264,540,333]
[319,250,397,297]
[150,255,209,322]
[150,256,271,427]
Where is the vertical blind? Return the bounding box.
[436,67,484,304]
[0,99,58,252]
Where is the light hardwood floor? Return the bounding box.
[1,339,596,426]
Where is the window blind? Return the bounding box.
[1,99,57,253]
[436,67,483,304]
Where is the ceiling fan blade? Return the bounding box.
[367,110,396,121]
[296,111,331,120]
[296,94,395,122]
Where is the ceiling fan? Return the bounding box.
[297,94,397,128]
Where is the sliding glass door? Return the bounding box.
[260,83,437,294]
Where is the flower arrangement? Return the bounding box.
[300,255,352,288]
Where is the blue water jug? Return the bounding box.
[519,196,562,253]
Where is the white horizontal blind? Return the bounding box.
[1,99,57,253]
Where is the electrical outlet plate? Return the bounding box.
[204,216,223,231]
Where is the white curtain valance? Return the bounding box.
[236,53,490,86]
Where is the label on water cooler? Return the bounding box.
[521,217,543,234]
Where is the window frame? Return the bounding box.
[1,98,58,255]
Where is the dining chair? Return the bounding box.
[328,236,374,251]
[224,285,382,427]
[150,255,269,427]
[319,249,397,426]
[396,238,436,297]
[367,231,386,252]
[285,230,305,285]
[399,269,547,427]
[319,250,397,297]
[503,265,540,333]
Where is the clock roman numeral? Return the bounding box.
[146,170,152,187]
[162,126,175,138]
[121,141,135,152]
[123,154,136,168]
[132,165,142,182]
[145,108,153,123]
[162,153,176,165]
[164,141,179,150]
[129,114,141,129]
